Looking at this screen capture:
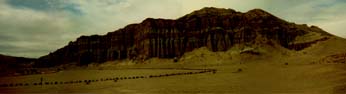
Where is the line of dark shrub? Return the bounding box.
[0,69,216,87]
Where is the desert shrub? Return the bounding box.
[238,68,242,72]
[284,63,288,65]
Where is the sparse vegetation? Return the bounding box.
[237,68,242,72]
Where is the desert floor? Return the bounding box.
[0,56,345,94]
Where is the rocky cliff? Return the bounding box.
[36,7,333,67]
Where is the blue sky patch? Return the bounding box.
[6,0,83,15]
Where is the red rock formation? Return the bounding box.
[36,7,333,67]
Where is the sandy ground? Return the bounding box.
[1,38,346,94]
[1,60,345,94]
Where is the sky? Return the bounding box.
[0,0,345,58]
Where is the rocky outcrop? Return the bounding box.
[36,7,332,67]
[319,53,346,64]
[288,37,329,50]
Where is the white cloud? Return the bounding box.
[0,0,185,58]
[264,0,346,37]
[313,15,346,37]
[0,1,79,57]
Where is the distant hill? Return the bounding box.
[0,54,35,65]
[0,54,35,71]
[36,7,337,67]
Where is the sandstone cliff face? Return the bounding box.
[36,7,332,67]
